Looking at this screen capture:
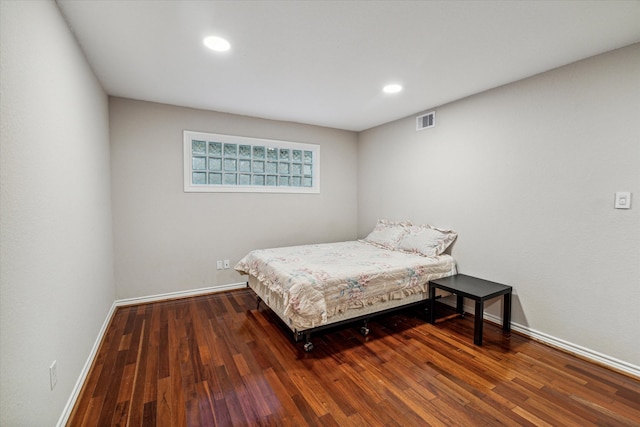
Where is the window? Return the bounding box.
[184,131,320,193]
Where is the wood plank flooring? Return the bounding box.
[67,289,640,426]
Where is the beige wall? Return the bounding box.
[0,1,115,425]
[358,44,640,367]
[109,98,358,299]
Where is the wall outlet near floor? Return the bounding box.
[216,260,223,270]
[224,259,230,269]
[50,360,57,390]
[614,191,631,209]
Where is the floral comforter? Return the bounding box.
[235,240,456,328]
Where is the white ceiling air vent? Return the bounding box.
[416,111,435,131]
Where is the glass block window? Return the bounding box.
[184,131,320,193]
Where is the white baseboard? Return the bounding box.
[439,297,639,379]
[115,282,247,307]
[56,282,247,427]
[482,312,640,379]
[56,300,118,427]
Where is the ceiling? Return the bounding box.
[56,0,640,132]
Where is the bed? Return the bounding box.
[234,220,458,351]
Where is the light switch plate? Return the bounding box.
[614,192,631,209]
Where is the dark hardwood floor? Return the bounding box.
[67,288,640,426]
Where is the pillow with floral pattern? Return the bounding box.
[397,224,457,257]
[362,219,411,250]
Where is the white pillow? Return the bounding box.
[363,219,411,250]
[397,225,457,257]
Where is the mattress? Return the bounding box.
[235,240,456,331]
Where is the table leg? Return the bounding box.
[474,300,484,345]
[429,284,436,324]
[503,292,512,332]
[456,294,464,315]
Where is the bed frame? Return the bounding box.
[247,276,442,351]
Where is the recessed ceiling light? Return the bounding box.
[383,84,402,94]
[203,36,231,52]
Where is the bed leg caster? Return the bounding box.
[298,332,313,353]
[256,297,261,310]
[360,319,370,336]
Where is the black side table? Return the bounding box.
[428,274,512,345]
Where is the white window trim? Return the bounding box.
[183,130,320,194]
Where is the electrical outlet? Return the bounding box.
[224,259,230,269]
[50,361,57,390]
[216,260,223,270]
[615,192,631,209]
